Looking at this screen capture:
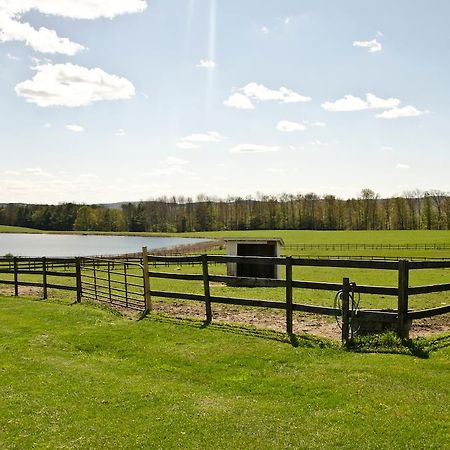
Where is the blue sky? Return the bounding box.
[1,0,449,204]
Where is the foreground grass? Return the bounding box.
[0,296,449,449]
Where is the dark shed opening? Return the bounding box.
[236,243,276,278]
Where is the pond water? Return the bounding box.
[0,233,209,257]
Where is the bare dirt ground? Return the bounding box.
[2,286,449,340]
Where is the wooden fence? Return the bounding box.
[1,251,449,342]
[144,253,450,340]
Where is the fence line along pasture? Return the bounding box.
[284,243,450,251]
[1,249,449,343]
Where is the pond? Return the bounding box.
[0,233,210,257]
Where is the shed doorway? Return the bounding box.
[236,243,276,278]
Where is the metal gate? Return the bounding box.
[81,258,147,311]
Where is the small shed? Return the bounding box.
[224,238,284,280]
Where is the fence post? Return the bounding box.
[397,259,409,339]
[75,257,82,303]
[202,254,212,323]
[42,257,48,299]
[285,256,293,334]
[142,246,152,312]
[341,277,350,344]
[13,257,18,297]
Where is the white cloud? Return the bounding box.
[0,12,85,55]
[230,144,280,154]
[181,131,224,143]
[353,38,382,53]
[0,1,147,55]
[322,93,413,116]
[277,120,307,132]
[310,140,328,146]
[396,163,410,170]
[241,82,311,104]
[322,95,369,112]
[196,59,217,70]
[224,92,254,110]
[115,128,126,136]
[381,145,393,151]
[15,63,135,107]
[66,124,84,133]
[261,26,269,34]
[366,93,401,109]
[375,105,425,119]
[43,123,51,128]
[0,1,147,21]
[311,121,326,127]
[284,17,291,25]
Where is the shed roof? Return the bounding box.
[223,237,285,246]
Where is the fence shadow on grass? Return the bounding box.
[147,312,336,349]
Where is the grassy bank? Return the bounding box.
[0,295,449,449]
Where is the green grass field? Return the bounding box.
[0,225,41,233]
[0,295,449,449]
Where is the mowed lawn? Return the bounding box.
[0,296,449,449]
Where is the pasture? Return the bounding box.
[1,229,449,338]
[0,295,449,449]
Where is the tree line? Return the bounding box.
[1,189,449,232]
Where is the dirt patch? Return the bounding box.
[410,315,450,337]
[153,300,341,340]
[2,285,448,339]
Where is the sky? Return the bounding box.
[0,0,449,204]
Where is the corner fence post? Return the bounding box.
[202,254,212,323]
[341,277,350,344]
[142,246,152,313]
[13,257,18,297]
[42,257,48,299]
[75,257,82,303]
[397,260,409,339]
[285,256,293,334]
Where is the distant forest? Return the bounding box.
[1,189,449,232]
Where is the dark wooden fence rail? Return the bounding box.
[1,252,449,342]
[146,253,450,341]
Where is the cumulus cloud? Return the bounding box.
[15,63,135,107]
[322,94,370,112]
[66,124,84,132]
[241,82,311,104]
[224,92,254,110]
[181,131,224,143]
[196,59,217,70]
[225,82,311,110]
[0,1,147,20]
[396,163,410,170]
[277,120,307,132]
[353,38,382,53]
[0,1,147,55]
[230,144,280,154]
[115,128,126,136]
[322,93,424,119]
[0,12,85,55]
[375,106,425,119]
[261,26,269,34]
